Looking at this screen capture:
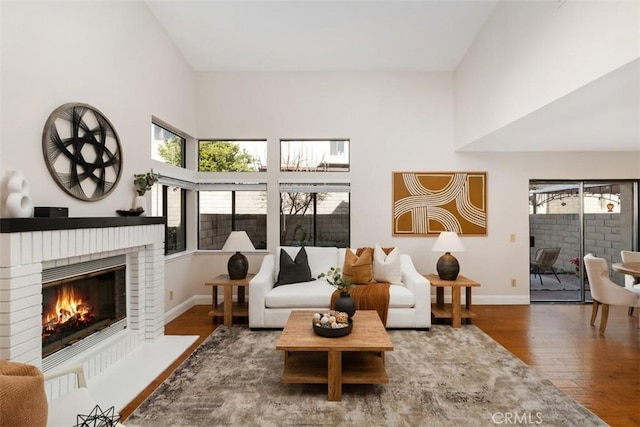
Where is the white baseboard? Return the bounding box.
[473,295,530,305]
[431,295,530,305]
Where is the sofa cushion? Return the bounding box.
[265,282,414,309]
[389,284,415,308]
[373,244,402,284]
[342,248,375,284]
[265,279,335,308]
[275,246,338,280]
[275,247,313,287]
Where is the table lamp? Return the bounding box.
[222,231,255,280]
[432,231,466,280]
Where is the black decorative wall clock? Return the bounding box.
[42,103,123,201]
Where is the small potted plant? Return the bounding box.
[132,171,159,213]
[318,267,356,317]
[133,172,159,196]
[318,267,354,293]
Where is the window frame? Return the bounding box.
[163,185,187,256]
[279,181,351,247]
[152,122,186,168]
[197,182,268,250]
[280,139,350,172]
[198,139,267,172]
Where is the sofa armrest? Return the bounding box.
[400,254,431,324]
[249,254,275,328]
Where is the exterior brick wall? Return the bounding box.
[529,213,625,282]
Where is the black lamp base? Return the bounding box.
[436,252,460,281]
[228,251,248,280]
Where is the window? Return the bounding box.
[152,123,185,167]
[198,140,267,172]
[280,139,350,172]
[151,184,187,255]
[198,185,267,250]
[279,183,350,247]
[150,120,189,255]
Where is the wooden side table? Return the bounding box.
[205,273,254,326]
[425,274,481,328]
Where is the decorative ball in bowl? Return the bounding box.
[312,311,353,338]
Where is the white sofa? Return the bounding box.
[249,246,431,329]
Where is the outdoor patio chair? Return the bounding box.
[583,254,640,335]
[620,250,640,315]
[531,247,561,286]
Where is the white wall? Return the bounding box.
[0,1,197,217]
[454,0,639,149]
[193,71,639,303]
[2,1,638,308]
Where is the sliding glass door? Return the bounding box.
[582,181,637,301]
[529,180,638,303]
[529,181,582,302]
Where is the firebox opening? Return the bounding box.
[42,264,126,358]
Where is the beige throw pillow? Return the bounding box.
[373,244,402,283]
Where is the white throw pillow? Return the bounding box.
[373,244,402,284]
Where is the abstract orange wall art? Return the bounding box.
[392,172,487,236]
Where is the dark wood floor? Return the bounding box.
[120,304,640,426]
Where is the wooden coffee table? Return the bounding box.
[275,310,394,401]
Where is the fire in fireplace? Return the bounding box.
[42,265,126,358]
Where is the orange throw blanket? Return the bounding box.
[331,283,391,326]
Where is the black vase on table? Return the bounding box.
[334,291,356,317]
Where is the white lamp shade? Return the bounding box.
[432,231,466,253]
[222,231,255,252]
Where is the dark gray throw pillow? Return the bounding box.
[275,247,313,287]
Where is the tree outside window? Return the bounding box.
[152,123,185,167]
[199,140,266,172]
[280,191,349,247]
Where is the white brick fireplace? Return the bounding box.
[0,218,165,378]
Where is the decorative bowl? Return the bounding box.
[116,209,144,217]
[312,318,353,338]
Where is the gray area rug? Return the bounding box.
[127,325,605,427]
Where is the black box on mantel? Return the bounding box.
[34,207,68,218]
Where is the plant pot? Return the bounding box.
[334,291,356,317]
[133,195,147,214]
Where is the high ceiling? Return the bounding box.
[146,1,639,152]
[146,0,497,72]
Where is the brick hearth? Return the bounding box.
[0,218,165,378]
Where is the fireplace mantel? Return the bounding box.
[0,216,165,233]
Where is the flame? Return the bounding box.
[43,285,91,325]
